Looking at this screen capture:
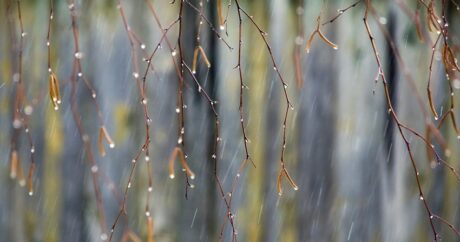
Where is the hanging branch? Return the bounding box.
[6,0,38,196]
[47,0,61,111]
[109,1,181,239]
[427,34,442,119]
[67,0,109,238]
[366,5,460,180]
[293,0,305,88]
[322,0,362,26]
[181,62,238,242]
[235,1,298,195]
[183,0,233,50]
[363,1,438,240]
[306,16,338,53]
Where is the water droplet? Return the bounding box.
[293,186,299,191]
[74,52,82,59]
[133,72,139,78]
[21,32,27,38]
[29,191,34,196]
[419,196,424,200]
[273,66,277,71]
[127,182,131,188]
[295,36,303,45]
[220,25,225,30]
[296,6,304,15]
[91,165,98,173]
[46,41,50,46]
[172,50,177,56]
[131,159,136,163]
[140,44,146,49]
[176,107,180,113]
[100,233,108,241]
[145,156,150,162]
[13,119,22,129]
[236,173,240,177]
[212,154,216,159]
[92,93,97,99]
[177,137,183,144]
[142,98,148,105]
[82,134,89,142]
[169,174,175,179]
[145,211,150,217]
[24,105,33,115]
[109,143,115,149]
[30,147,35,153]
[190,175,195,180]
[148,186,153,192]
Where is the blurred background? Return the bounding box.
[1,0,460,241]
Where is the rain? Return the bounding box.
[0,0,460,242]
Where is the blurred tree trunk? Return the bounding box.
[450,2,460,237]
[260,0,285,241]
[59,1,92,240]
[60,107,87,242]
[241,1,269,241]
[382,3,419,242]
[205,0,219,240]
[428,3,457,242]
[176,1,217,241]
[5,0,26,241]
[381,4,402,242]
[296,4,336,242]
